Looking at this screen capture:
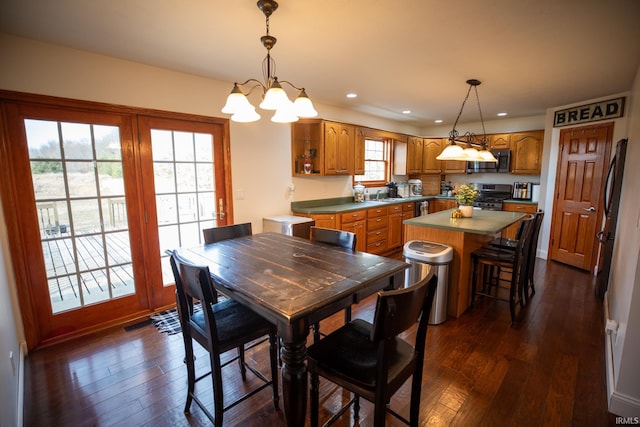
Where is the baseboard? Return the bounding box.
[17,341,26,427]
[604,294,640,417]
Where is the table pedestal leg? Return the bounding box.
[280,339,307,427]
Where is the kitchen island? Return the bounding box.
[404,209,526,318]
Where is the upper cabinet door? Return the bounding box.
[407,136,423,174]
[511,131,544,174]
[324,121,355,175]
[421,138,442,173]
[354,127,366,176]
[489,133,512,150]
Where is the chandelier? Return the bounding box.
[221,0,318,123]
[436,79,497,162]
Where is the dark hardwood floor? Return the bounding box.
[24,259,619,426]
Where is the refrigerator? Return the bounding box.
[596,138,627,299]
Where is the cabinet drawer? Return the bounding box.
[402,202,415,212]
[367,207,388,218]
[341,210,366,223]
[367,228,388,244]
[388,204,403,214]
[367,240,387,254]
[367,215,388,230]
[503,203,537,214]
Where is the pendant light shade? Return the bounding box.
[436,142,466,160]
[293,89,318,118]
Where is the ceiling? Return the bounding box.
[2,0,640,128]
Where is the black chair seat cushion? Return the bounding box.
[472,246,515,263]
[190,298,272,345]
[307,319,416,390]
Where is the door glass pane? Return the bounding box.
[26,119,135,313]
[151,130,216,286]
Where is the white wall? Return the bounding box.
[0,196,24,427]
[606,66,640,417]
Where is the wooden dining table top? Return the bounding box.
[182,232,410,326]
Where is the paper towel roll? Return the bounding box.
[531,184,540,202]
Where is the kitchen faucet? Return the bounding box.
[376,189,382,200]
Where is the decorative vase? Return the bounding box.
[459,205,474,218]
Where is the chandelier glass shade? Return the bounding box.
[221,0,318,123]
[436,79,497,162]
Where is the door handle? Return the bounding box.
[583,207,596,212]
[218,198,225,220]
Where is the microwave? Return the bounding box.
[466,149,511,173]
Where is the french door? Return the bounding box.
[137,116,229,308]
[0,95,231,347]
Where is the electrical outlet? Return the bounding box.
[9,351,15,376]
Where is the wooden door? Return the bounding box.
[137,116,230,308]
[1,102,148,346]
[550,123,613,271]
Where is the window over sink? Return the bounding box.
[354,138,391,186]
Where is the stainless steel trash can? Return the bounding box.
[403,240,453,325]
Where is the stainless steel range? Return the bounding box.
[473,183,513,211]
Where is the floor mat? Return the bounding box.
[150,302,201,335]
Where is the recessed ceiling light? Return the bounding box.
[346,93,357,98]
[497,112,508,117]
[434,119,443,123]
[402,110,412,114]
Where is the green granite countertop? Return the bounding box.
[403,209,526,235]
[291,196,432,214]
[503,199,539,205]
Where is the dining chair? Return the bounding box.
[307,273,438,427]
[203,222,252,244]
[310,226,357,343]
[169,250,279,426]
[470,216,535,323]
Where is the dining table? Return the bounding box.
[180,232,410,427]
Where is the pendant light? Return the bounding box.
[437,79,497,162]
[221,0,318,123]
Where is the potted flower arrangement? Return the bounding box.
[454,184,479,217]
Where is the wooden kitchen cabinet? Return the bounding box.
[511,130,544,174]
[366,206,389,254]
[324,121,355,175]
[407,136,423,174]
[340,210,367,252]
[502,202,537,239]
[291,120,323,176]
[488,133,511,150]
[291,119,360,176]
[421,138,442,173]
[432,199,458,212]
[308,213,337,229]
[387,204,404,251]
[354,127,366,175]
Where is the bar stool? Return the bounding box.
[489,210,544,301]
